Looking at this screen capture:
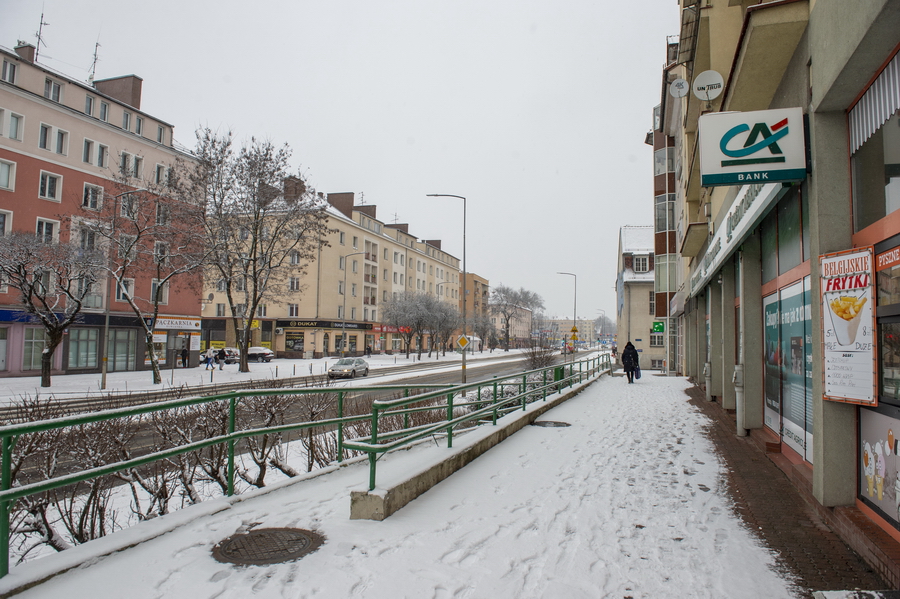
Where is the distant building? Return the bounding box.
[616,226,665,369]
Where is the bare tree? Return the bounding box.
[0,232,105,387]
[424,297,459,359]
[490,285,544,350]
[77,167,208,384]
[472,312,495,353]
[182,129,333,372]
[382,291,431,358]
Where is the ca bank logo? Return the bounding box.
[719,117,789,167]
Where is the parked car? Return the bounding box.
[222,348,240,364]
[246,346,275,363]
[327,357,369,379]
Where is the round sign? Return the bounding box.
[692,70,724,101]
[669,78,689,98]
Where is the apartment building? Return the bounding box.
[616,226,666,370]
[659,0,900,581]
[0,41,199,376]
[201,192,465,357]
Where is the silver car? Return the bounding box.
[327,357,369,379]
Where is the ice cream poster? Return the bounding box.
[820,247,876,405]
[859,407,900,528]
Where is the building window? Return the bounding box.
[157,126,165,143]
[288,303,299,317]
[257,304,267,317]
[154,242,169,265]
[36,219,56,243]
[337,305,344,319]
[0,160,14,190]
[352,236,358,248]
[633,256,648,273]
[150,279,168,304]
[38,172,61,201]
[655,194,675,233]
[290,251,300,265]
[8,114,22,141]
[653,147,674,176]
[23,328,47,371]
[351,307,356,320]
[83,139,94,163]
[1,60,17,84]
[99,102,109,122]
[119,234,137,261]
[68,329,98,369]
[339,231,345,245]
[97,144,108,168]
[216,303,226,317]
[338,281,344,295]
[44,78,61,102]
[351,283,357,297]
[120,196,137,220]
[339,256,346,270]
[80,228,96,250]
[352,260,358,273]
[84,95,94,116]
[122,112,131,131]
[290,277,300,291]
[651,359,665,369]
[649,291,655,314]
[155,164,167,185]
[38,124,50,149]
[83,184,102,210]
[650,332,664,347]
[55,129,67,155]
[132,156,142,179]
[135,117,143,136]
[116,279,133,301]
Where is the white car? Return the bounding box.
[328,357,369,379]
[246,346,275,363]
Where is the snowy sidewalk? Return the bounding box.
[2,374,798,599]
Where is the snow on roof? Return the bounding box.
[620,225,654,254]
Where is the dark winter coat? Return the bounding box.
[621,343,639,373]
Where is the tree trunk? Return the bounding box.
[144,330,163,384]
[40,334,64,388]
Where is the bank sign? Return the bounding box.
[699,107,807,187]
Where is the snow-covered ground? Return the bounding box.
[0,371,800,598]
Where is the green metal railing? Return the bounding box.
[0,352,611,578]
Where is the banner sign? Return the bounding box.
[699,107,807,187]
[820,247,877,405]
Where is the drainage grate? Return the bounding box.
[212,528,325,565]
[532,421,571,427]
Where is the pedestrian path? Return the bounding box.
[0,372,887,598]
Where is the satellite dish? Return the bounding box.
[692,70,724,101]
[207,293,214,301]
[669,78,689,98]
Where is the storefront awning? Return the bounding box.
[723,0,809,112]
[680,222,709,257]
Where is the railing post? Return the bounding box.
[492,376,499,425]
[0,435,12,578]
[403,388,410,430]
[227,396,236,497]
[369,406,379,491]
[337,391,345,463]
[447,392,454,448]
[521,375,527,410]
[543,368,547,401]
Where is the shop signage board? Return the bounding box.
[699,107,807,187]
[820,247,877,405]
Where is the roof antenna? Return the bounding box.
[34,9,49,63]
[358,192,366,205]
[88,40,101,85]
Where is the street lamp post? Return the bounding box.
[341,251,365,357]
[557,272,576,358]
[427,194,467,384]
[598,309,606,348]
[101,187,148,390]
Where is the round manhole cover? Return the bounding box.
[532,421,571,427]
[212,528,325,565]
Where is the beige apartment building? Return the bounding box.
[616,226,666,370]
[201,192,464,357]
[657,0,900,582]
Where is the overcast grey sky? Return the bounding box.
[2,1,678,323]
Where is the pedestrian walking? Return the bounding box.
[181,348,189,368]
[217,347,227,370]
[204,348,215,370]
[621,341,639,384]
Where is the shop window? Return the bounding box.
[761,209,778,282]
[853,111,900,232]
[68,328,98,369]
[23,328,47,370]
[777,189,802,274]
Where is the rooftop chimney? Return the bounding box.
[14,42,35,63]
[326,192,355,219]
[93,75,144,109]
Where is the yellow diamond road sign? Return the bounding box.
[457,335,470,350]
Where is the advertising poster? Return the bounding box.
[859,406,900,529]
[763,293,781,432]
[285,331,304,352]
[821,247,877,405]
[780,282,810,459]
[804,277,814,463]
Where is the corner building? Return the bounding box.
[661,0,900,583]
